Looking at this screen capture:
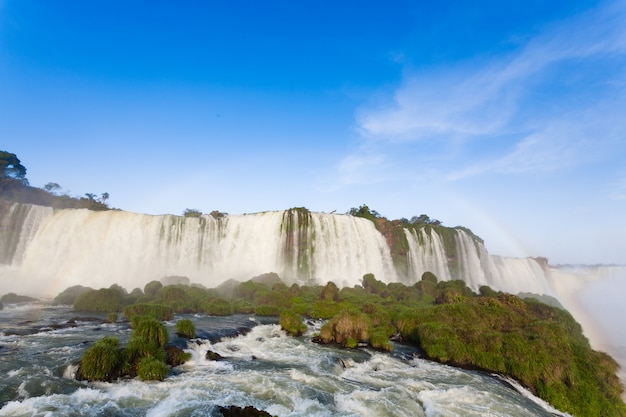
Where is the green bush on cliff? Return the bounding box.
[398,295,626,417]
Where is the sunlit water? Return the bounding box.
[0,304,571,417]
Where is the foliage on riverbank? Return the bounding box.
[64,272,626,416]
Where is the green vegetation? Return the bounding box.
[183,208,202,218]
[132,317,169,347]
[175,319,197,338]
[77,336,123,382]
[61,270,624,416]
[394,295,626,417]
[0,293,39,304]
[77,314,185,382]
[73,287,125,312]
[53,285,93,305]
[279,309,307,336]
[137,356,169,381]
[202,297,233,316]
[319,311,371,347]
[124,303,174,322]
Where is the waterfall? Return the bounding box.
[405,228,452,282]
[403,227,555,296]
[0,203,399,296]
[0,201,613,304]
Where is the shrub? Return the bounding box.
[137,356,169,381]
[232,299,254,314]
[53,285,93,305]
[124,303,174,322]
[176,319,196,338]
[183,208,202,218]
[319,311,371,346]
[479,285,498,297]
[370,329,393,352]
[202,297,233,316]
[125,337,164,362]
[144,280,163,297]
[73,288,124,312]
[279,309,307,336]
[78,337,123,382]
[159,286,187,303]
[345,337,358,348]
[132,317,169,348]
[320,281,339,302]
[254,304,280,316]
[308,300,346,319]
[362,273,387,295]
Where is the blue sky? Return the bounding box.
[1,0,625,265]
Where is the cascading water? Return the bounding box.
[0,203,399,296]
[0,201,588,300]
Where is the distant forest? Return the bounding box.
[0,150,110,210]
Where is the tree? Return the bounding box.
[100,192,110,205]
[410,214,441,225]
[183,208,202,218]
[348,204,381,222]
[43,182,62,194]
[85,193,97,201]
[0,150,28,187]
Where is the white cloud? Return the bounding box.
[447,108,623,180]
[354,1,626,183]
[359,2,626,139]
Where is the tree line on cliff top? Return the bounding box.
[0,150,110,210]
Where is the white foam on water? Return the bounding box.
[496,376,574,417]
[62,364,78,380]
[6,369,22,378]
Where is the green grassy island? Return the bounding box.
[67,272,626,417]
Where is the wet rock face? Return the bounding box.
[164,345,187,367]
[217,405,272,417]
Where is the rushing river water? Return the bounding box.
[0,303,570,417]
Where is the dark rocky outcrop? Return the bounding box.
[205,350,224,361]
[218,405,272,417]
